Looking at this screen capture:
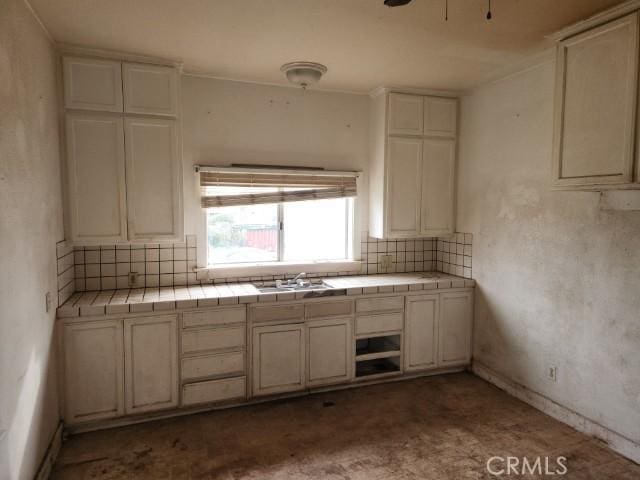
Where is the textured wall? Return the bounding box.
[0,0,63,478]
[457,60,640,446]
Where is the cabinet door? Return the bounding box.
[65,113,127,243]
[124,315,178,414]
[63,57,123,112]
[438,291,473,367]
[307,318,352,387]
[424,97,457,137]
[552,13,639,188]
[124,118,183,241]
[123,63,178,116]
[386,137,422,238]
[63,319,124,423]
[405,295,439,372]
[388,93,424,136]
[420,138,455,236]
[252,324,305,396]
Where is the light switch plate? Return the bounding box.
[379,255,393,270]
[128,272,139,287]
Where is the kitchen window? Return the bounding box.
[206,191,353,266]
[199,167,358,271]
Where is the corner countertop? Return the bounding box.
[57,272,475,319]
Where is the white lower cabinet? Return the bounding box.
[438,291,473,366]
[182,377,246,407]
[62,290,473,426]
[63,319,124,424]
[307,318,352,387]
[405,294,439,371]
[252,323,305,396]
[405,291,473,371]
[124,315,179,414]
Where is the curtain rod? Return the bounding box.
[194,164,361,177]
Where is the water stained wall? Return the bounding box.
[457,58,640,450]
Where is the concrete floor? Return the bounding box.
[51,373,640,479]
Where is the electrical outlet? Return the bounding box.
[379,255,393,270]
[45,292,52,313]
[547,365,557,382]
[128,271,139,287]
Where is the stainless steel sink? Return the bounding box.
[257,282,345,298]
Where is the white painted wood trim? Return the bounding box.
[368,85,460,99]
[34,421,63,480]
[547,0,640,41]
[472,362,640,464]
[56,42,184,69]
[195,165,361,176]
[64,367,467,434]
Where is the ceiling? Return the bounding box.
[29,0,624,93]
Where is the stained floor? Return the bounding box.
[51,373,640,479]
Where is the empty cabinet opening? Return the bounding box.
[355,335,401,358]
[355,356,401,378]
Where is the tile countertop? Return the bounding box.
[57,273,475,319]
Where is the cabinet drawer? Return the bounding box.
[306,300,353,319]
[250,304,304,323]
[181,326,245,355]
[182,307,246,329]
[356,312,404,335]
[182,376,246,406]
[356,296,404,313]
[181,351,245,381]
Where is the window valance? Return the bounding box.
[198,166,359,208]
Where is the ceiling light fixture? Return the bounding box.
[280,62,327,89]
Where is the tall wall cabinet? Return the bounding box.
[552,11,640,189]
[369,89,457,239]
[63,56,183,243]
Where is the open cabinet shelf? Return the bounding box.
[355,356,401,378]
[355,335,401,361]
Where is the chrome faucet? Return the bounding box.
[275,273,307,289]
[291,272,307,285]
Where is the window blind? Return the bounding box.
[199,167,358,208]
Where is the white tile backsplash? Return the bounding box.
[56,240,75,306]
[436,232,473,279]
[69,231,474,292]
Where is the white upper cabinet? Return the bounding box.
[424,97,457,137]
[369,89,457,239]
[63,57,123,112]
[62,55,183,244]
[387,137,422,237]
[421,138,456,236]
[65,113,127,243]
[123,63,178,117]
[552,12,639,188]
[125,118,182,241]
[388,93,424,135]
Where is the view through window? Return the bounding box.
[207,191,352,265]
